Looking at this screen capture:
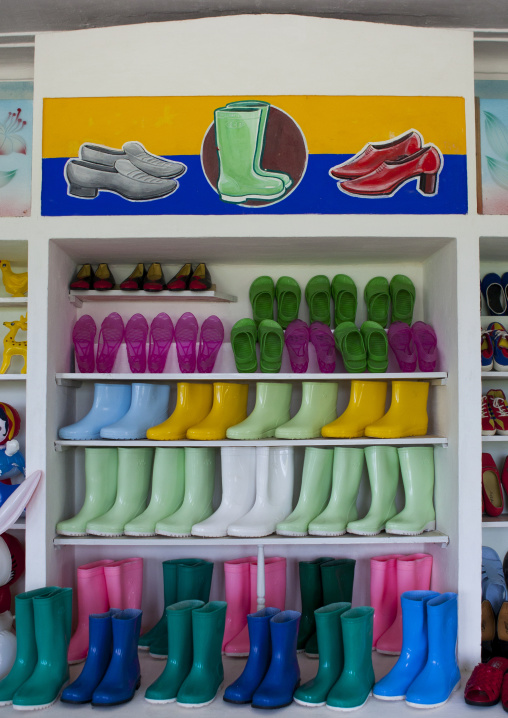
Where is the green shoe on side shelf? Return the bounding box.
[334,322,367,373]
[305,275,331,325]
[364,276,390,328]
[389,274,416,325]
[360,321,388,373]
[258,319,284,373]
[275,276,301,329]
[331,274,357,326]
[231,318,258,373]
[249,276,275,325]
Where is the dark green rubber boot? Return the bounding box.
[138,559,179,651]
[297,557,333,653]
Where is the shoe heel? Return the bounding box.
[69,185,98,198]
[418,173,438,195]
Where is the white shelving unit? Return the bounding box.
[69,288,237,306]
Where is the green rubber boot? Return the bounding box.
[326,607,375,711]
[226,383,292,439]
[86,448,154,536]
[275,382,338,440]
[56,448,118,536]
[385,446,436,535]
[155,448,215,537]
[124,448,185,536]
[309,448,364,536]
[294,602,351,706]
[176,602,227,707]
[215,108,285,203]
[145,600,204,703]
[0,587,60,706]
[12,587,73,710]
[296,558,333,652]
[346,446,399,536]
[276,447,333,536]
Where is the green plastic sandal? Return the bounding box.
[360,321,388,373]
[275,276,301,329]
[258,319,284,373]
[249,276,275,325]
[334,322,367,373]
[305,275,331,325]
[390,274,416,325]
[231,318,258,373]
[331,274,357,326]
[364,277,390,328]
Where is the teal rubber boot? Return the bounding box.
[155,447,215,537]
[386,447,436,535]
[276,447,333,536]
[145,600,204,703]
[0,588,59,706]
[309,448,364,536]
[124,448,185,536]
[12,587,73,710]
[346,445,399,536]
[56,448,118,536]
[176,602,227,707]
[215,108,285,203]
[86,448,154,536]
[275,382,338,440]
[294,602,351,706]
[226,383,292,440]
[296,558,333,652]
[326,607,375,711]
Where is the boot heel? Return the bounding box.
[418,173,438,195]
[69,185,98,198]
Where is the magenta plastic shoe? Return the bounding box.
[96,312,124,373]
[309,321,336,373]
[175,312,198,373]
[125,313,149,373]
[72,315,97,373]
[148,312,174,373]
[412,321,438,371]
[284,320,310,373]
[388,322,417,372]
[197,315,224,373]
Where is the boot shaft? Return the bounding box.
[426,592,458,664]
[218,447,256,508]
[145,447,185,508]
[314,602,351,671]
[191,601,227,665]
[104,557,143,609]
[250,382,292,424]
[330,447,364,501]
[215,108,262,177]
[400,590,440,653]
[321,559,356,605]
[183,447,215,506]
[340,606,375,675]
[299,447,334,504]
[269,610,301,668]
[397,446,435,505]
[166,600,204,661]
[33,587,73,663]
[177,559,214,603]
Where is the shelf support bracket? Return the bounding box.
[68,294,83,308]
[55,377,82,388]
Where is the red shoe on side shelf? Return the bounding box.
[489,395,508,435]
[482,453,504,517]
[482,396,496,436]
[464,657,508,707]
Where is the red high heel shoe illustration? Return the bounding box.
[329,130,422,180]
[339,145,443,198]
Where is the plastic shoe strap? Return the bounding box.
[482,397,492,418]
[465,664,505,703]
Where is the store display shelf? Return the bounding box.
[0,297,28,306]
[0,375,26,381]
[54,531,449,547]
[54,436,448,451]
[482,517,508,528]
[481,372,508,380]
[69,288,237,307]
[482,436,508,442]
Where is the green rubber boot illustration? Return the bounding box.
[296,558,333,652]
[385,446,436,535]
[294,602,351,706]
[215,107,285,203]
[275,381,339,439]
[276,447,333,536]
[145,600,205,703]
[124,448,185,536]
[226,382,292,440]
[56,448,118,536]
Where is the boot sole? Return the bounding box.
[91,677,141,707]
[55,531,87,536]
[372,693,405,701]
[224,651,249,657]
[124,532,156,537]
[176,682,223,708]
[405,680,460,709]
[294,698,326,707]
[385,521,436,536]
[308,530,346,537]
[155,531,191,537]
[220,189,286,202]
[326,691,372,711]
[13,681,69,711]
[145,696,177,704]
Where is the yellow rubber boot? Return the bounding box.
[187,383,249,440]
[147,383,213,440]
[365,380,429,438]
[321,381,387,438]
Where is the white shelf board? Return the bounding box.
[482,371,508,379]
[54,530,449,547]
[68,288,236,306]
[0,374,25,381]
[483,518,508,528]
[0,297,27,306]
[482,435,508,442]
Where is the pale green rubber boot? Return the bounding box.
[145,600,204,703]
[56,448,118,536]
[346,446,399,536]
[309,448,364,536]
[12,587,73,710]
[155,448,215,537]
[275,382,338,440]
[86,448,154,537]
[176,601,226,707]
[294,602,351,707]
[276,447,333,536]
[226,383,292,440]
[226,100,292,189]
[215,107,285,203]
[386,447,436,535]
[124,448,185,536]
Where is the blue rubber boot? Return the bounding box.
[373,591,439,701]
[61,609,120,704]
[482,546,507,615]
[251,610,301,709]
[405,593,461,709]
[224,607,281,704]
[91,609,142,706]
[100,383,170,440]
[59,384,131,440]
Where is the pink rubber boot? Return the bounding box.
[104,557,143,609]
[222,556,256,652]
[370,554,405,648]
[375,553,433,655]
[68,559,114,664]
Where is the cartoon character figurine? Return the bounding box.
[0,315,26,375]
[0,404,24,486]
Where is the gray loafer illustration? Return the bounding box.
[80,141,186,179]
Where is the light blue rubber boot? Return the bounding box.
[405,593,461,709]
[59,384,131,440]
[373,590,439,701]
[482,546,507,615]
[100,383,170,440]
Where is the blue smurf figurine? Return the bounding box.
[0,404,24,507]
